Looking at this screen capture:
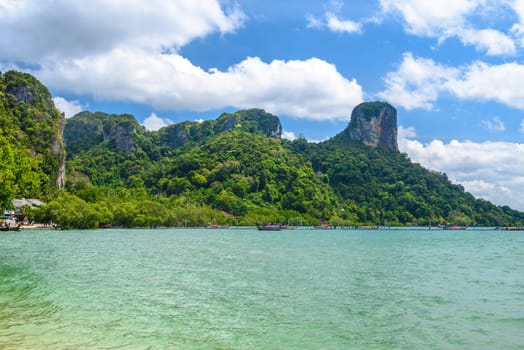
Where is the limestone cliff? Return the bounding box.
[346,102,398,151]
[55,118,67,189]
[160,123,190,148]
[1,70,67,189]
[112,122,138,153]
[64,112,143,155]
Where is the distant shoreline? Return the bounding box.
[20,223,59,230]
[12,224,522,231]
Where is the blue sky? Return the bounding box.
[1,0,524,210]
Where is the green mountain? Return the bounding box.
[0,71,66,208]
[62,103,523,228]
[1,70,522,228]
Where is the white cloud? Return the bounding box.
[512,0,524,20]
[325,12,362,33]
[377,53,458,110]
[307,1,363,34]
[379,0,476,36]
[0,0,245,63]
[32,50,363,121]
[458,28,516,56]
[282,130,298,141]
[0,0,363,121]
[379,53,524,111]
[52,97,86,118]
[142,112,172,131]
[510,0,524,46]
[306,14,324,29]
[446,61,524,109]
[379,0,516,56]
[308,137,330,144]
[482,116,506,131]
[398,125,417,139]
[398,132,524,210]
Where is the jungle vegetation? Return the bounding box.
[1,70,523,229]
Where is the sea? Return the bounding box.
[1,228,523,349]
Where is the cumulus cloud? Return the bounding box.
[33,50,363,121]
[0,0,245,63]
[0,0,363,121]
[379,0,516,56]
[379,53,524,111]
[398,130,524,210]
[446,61,524,109]
[142,112,172,131]
[377,53,458,110]
[379,0,475,36]
[52,97,86,118]
[458,28,516,56]
[510,0,524,46]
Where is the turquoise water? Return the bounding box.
[1,228,523,349]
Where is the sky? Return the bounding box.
[1,0,524,211]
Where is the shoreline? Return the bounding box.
[20,223,60,230]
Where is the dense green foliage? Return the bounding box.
[2,71,523,228]
[0,71,65,208]
[289,138,523,226]
[61,108,523,228]
[63,111,143,157]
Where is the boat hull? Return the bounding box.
[256,224,282,231]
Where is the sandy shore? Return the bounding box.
[20,223,58,229]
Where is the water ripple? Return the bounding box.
[1,229,523,349]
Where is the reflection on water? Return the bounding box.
[1,229,523,349]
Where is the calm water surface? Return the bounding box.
[1,228,523,349]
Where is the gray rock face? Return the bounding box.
[163,124,190,148]
[6,84,34,104]
[55,119,67,189]
[114,124,137,153]
[348,102,398,151]
[63,112,143,155]
[222,116,237,132]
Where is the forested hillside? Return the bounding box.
[289,137,521,226]
[0,71,65,208]
[1,70,523,228]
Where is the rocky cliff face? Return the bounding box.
[161,123,190,148]
[2,70,67,189]
[112,123,138,153]
[65,109,282,159]
[64,112,142,155]
[6,83,36,104]
[55,119,67,189]
[347,102,398,151]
